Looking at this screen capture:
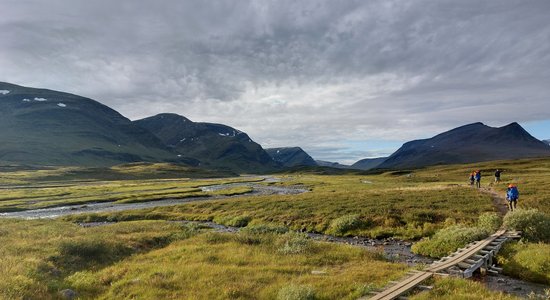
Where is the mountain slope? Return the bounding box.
[544,139,550,146]
[0,82,183,166]
[134,114,278,173]
[351,157,388,170]
[315,160,351,169]
[378,122,550,169]
[265,147,317,168]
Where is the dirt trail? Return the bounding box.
[479,186,509,216]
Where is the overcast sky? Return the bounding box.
[1,0,549,164]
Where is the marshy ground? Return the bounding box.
[0,158,549,299]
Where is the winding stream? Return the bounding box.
[0,180,308,219]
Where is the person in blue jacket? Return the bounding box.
[474,170,481,188]
[506,184,519,211]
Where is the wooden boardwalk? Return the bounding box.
[363,230,521,300]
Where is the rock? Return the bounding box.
[404,242,412,246]
[497,278,505,284]
[59,289,77,300]
[513,286,522,291]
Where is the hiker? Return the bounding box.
[506,184,519,211]
[475,170,481,188]
[469,171,475,185]
[494,169,502,183]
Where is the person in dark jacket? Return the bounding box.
[475,170,481,188]
[494,169,502,183]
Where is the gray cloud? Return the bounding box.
[1,0,549,163]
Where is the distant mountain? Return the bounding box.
[544,139,550,146]
[266,147,317,168]
[378,122,550,169]
[134,114,278,173]
[0,82,185,166]
[351,157,388,170]
[315,160,351,169]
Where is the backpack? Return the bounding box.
[507,187,519,200]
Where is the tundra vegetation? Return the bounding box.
[0,158,549,298]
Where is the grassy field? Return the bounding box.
[1,158,549,299]
[0,219,408,299]
[64,173,495,239]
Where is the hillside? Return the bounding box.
[351,157,387,170]
[134,114,279,173]
[0,82,184,166]
[265,147,317,167]
[378,122,550,169]
[315,160,351,169]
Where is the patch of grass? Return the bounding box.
[59,232,407,299]
[0,219,199,299]
[410,277,519,300]
[497,241,550,284]
[277,284,316,300]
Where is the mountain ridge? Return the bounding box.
[265,147,317,168]
[378,122,550,169]
[134,113,279,173]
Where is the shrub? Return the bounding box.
[276,232,311,255]
[225,215,252,227]
[328,215,367,236]
[411,225,488,258]
[277,284,316,300]
[503,209,550,242]
[477,212,502,233]
[497,242,550,284]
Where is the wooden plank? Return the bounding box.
[366,272,433,300]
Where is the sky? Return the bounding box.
[1,0,549,164]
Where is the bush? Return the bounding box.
[276,232,311,255]
[503,209,550,242]
[277,284,316,300]
[477,212,502,233]
[411,225,488,258]
[328,215,367,236]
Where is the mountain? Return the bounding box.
[378,122,550,169]
[134,114,279,173]
[544,139,550,146]
[265,147,317,168]
[351,157,388,170]
[0,82,186,166]
[315,160,351,169]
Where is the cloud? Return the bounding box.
[1,0,549,163]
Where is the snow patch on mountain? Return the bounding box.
[22,98,31,102]
[34,97,47,102]
[0,90,10,95]
[57,103,67,107]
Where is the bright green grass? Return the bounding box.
[410,277,519,300]
[497,242,550,285]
